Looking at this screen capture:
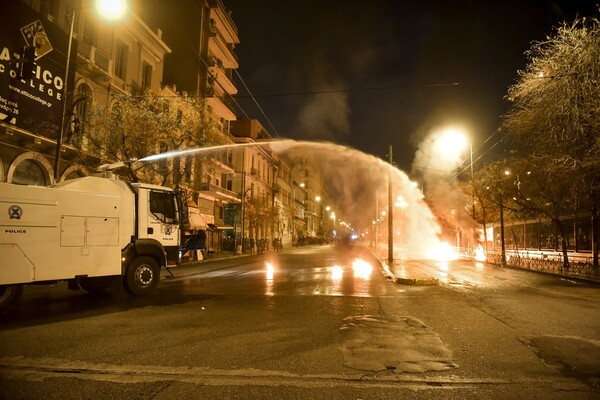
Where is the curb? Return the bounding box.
[394,276,440,286]
[375,252,439,286]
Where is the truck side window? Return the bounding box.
[150,190,177,223]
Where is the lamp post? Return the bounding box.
[291,181,305,246]
[395,196,408,249]
[437,128,475,251]
[315,195,322,237]
[240,171,253,253]
[53,0,127,184]
[388,144,393,262]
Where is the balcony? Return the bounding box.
[206,96,236,121]
[208,64,237,95]
[208,34,238,69]
[199,182,240,203]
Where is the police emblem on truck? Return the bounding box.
[8,205,23,220]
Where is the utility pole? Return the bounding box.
[240,170,246,253]
[53,9,76,184]
[375,190,379,252]
[470,142,475,254]
[388,144,394,262]
[500,196,507,267]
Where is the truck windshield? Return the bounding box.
[150,190,178,224]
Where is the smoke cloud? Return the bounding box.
[293,90,350,141]
[410,128,477,246]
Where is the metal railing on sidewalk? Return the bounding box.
[486,249,600,281]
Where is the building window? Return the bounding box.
[82,17,98,47]
[12,159,47,186]
[40,0,59,21]
[65,169,85,180]
[141,62,152,91]
[114,41,128,80]
[72,84,92,147]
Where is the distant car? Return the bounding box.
[340,233,356,246]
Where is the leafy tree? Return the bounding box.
[502,15,600,267]
[81,90,228,185]
[245,193,277,251]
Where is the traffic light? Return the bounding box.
[19,46,36,79]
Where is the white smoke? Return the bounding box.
[411,127,477,245]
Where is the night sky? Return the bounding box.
[225,0,599,172]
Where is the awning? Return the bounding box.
[188,207,214,230]
[188,213,206,230]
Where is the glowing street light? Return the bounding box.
[438,127,476,251]
[395,195,408,209]
[54,0,129,184]
[95,0,128,20]
[436,128,469,157]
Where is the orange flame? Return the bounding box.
[427,242,458,262]
[474,246,486,262]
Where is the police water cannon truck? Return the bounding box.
[0,165,188,311]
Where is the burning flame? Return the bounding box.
[427,242,458,262]
[474,246,487,262]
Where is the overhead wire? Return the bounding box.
[446,129,504,183]
[233,69,281,137]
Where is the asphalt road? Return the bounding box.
[0,244,599,399]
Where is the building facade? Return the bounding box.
[0,0,170,186]
[142,0,240,254]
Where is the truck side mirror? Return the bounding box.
[176,189,189,226]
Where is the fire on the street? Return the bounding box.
[427,242,458,262]
[475,245,487,262]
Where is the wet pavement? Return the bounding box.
[2,243,599,399]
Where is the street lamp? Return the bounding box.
[438,127,475,249]
[291,180,305,246]
[395,196,408,249]
[53,0,128,184]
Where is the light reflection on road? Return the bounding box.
[258,256,380,297]
[264,261,275,296]
[170,247,389,298]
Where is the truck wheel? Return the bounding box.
[124,256,159,296]
[0,284,23,312]
[79,276,115,294]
